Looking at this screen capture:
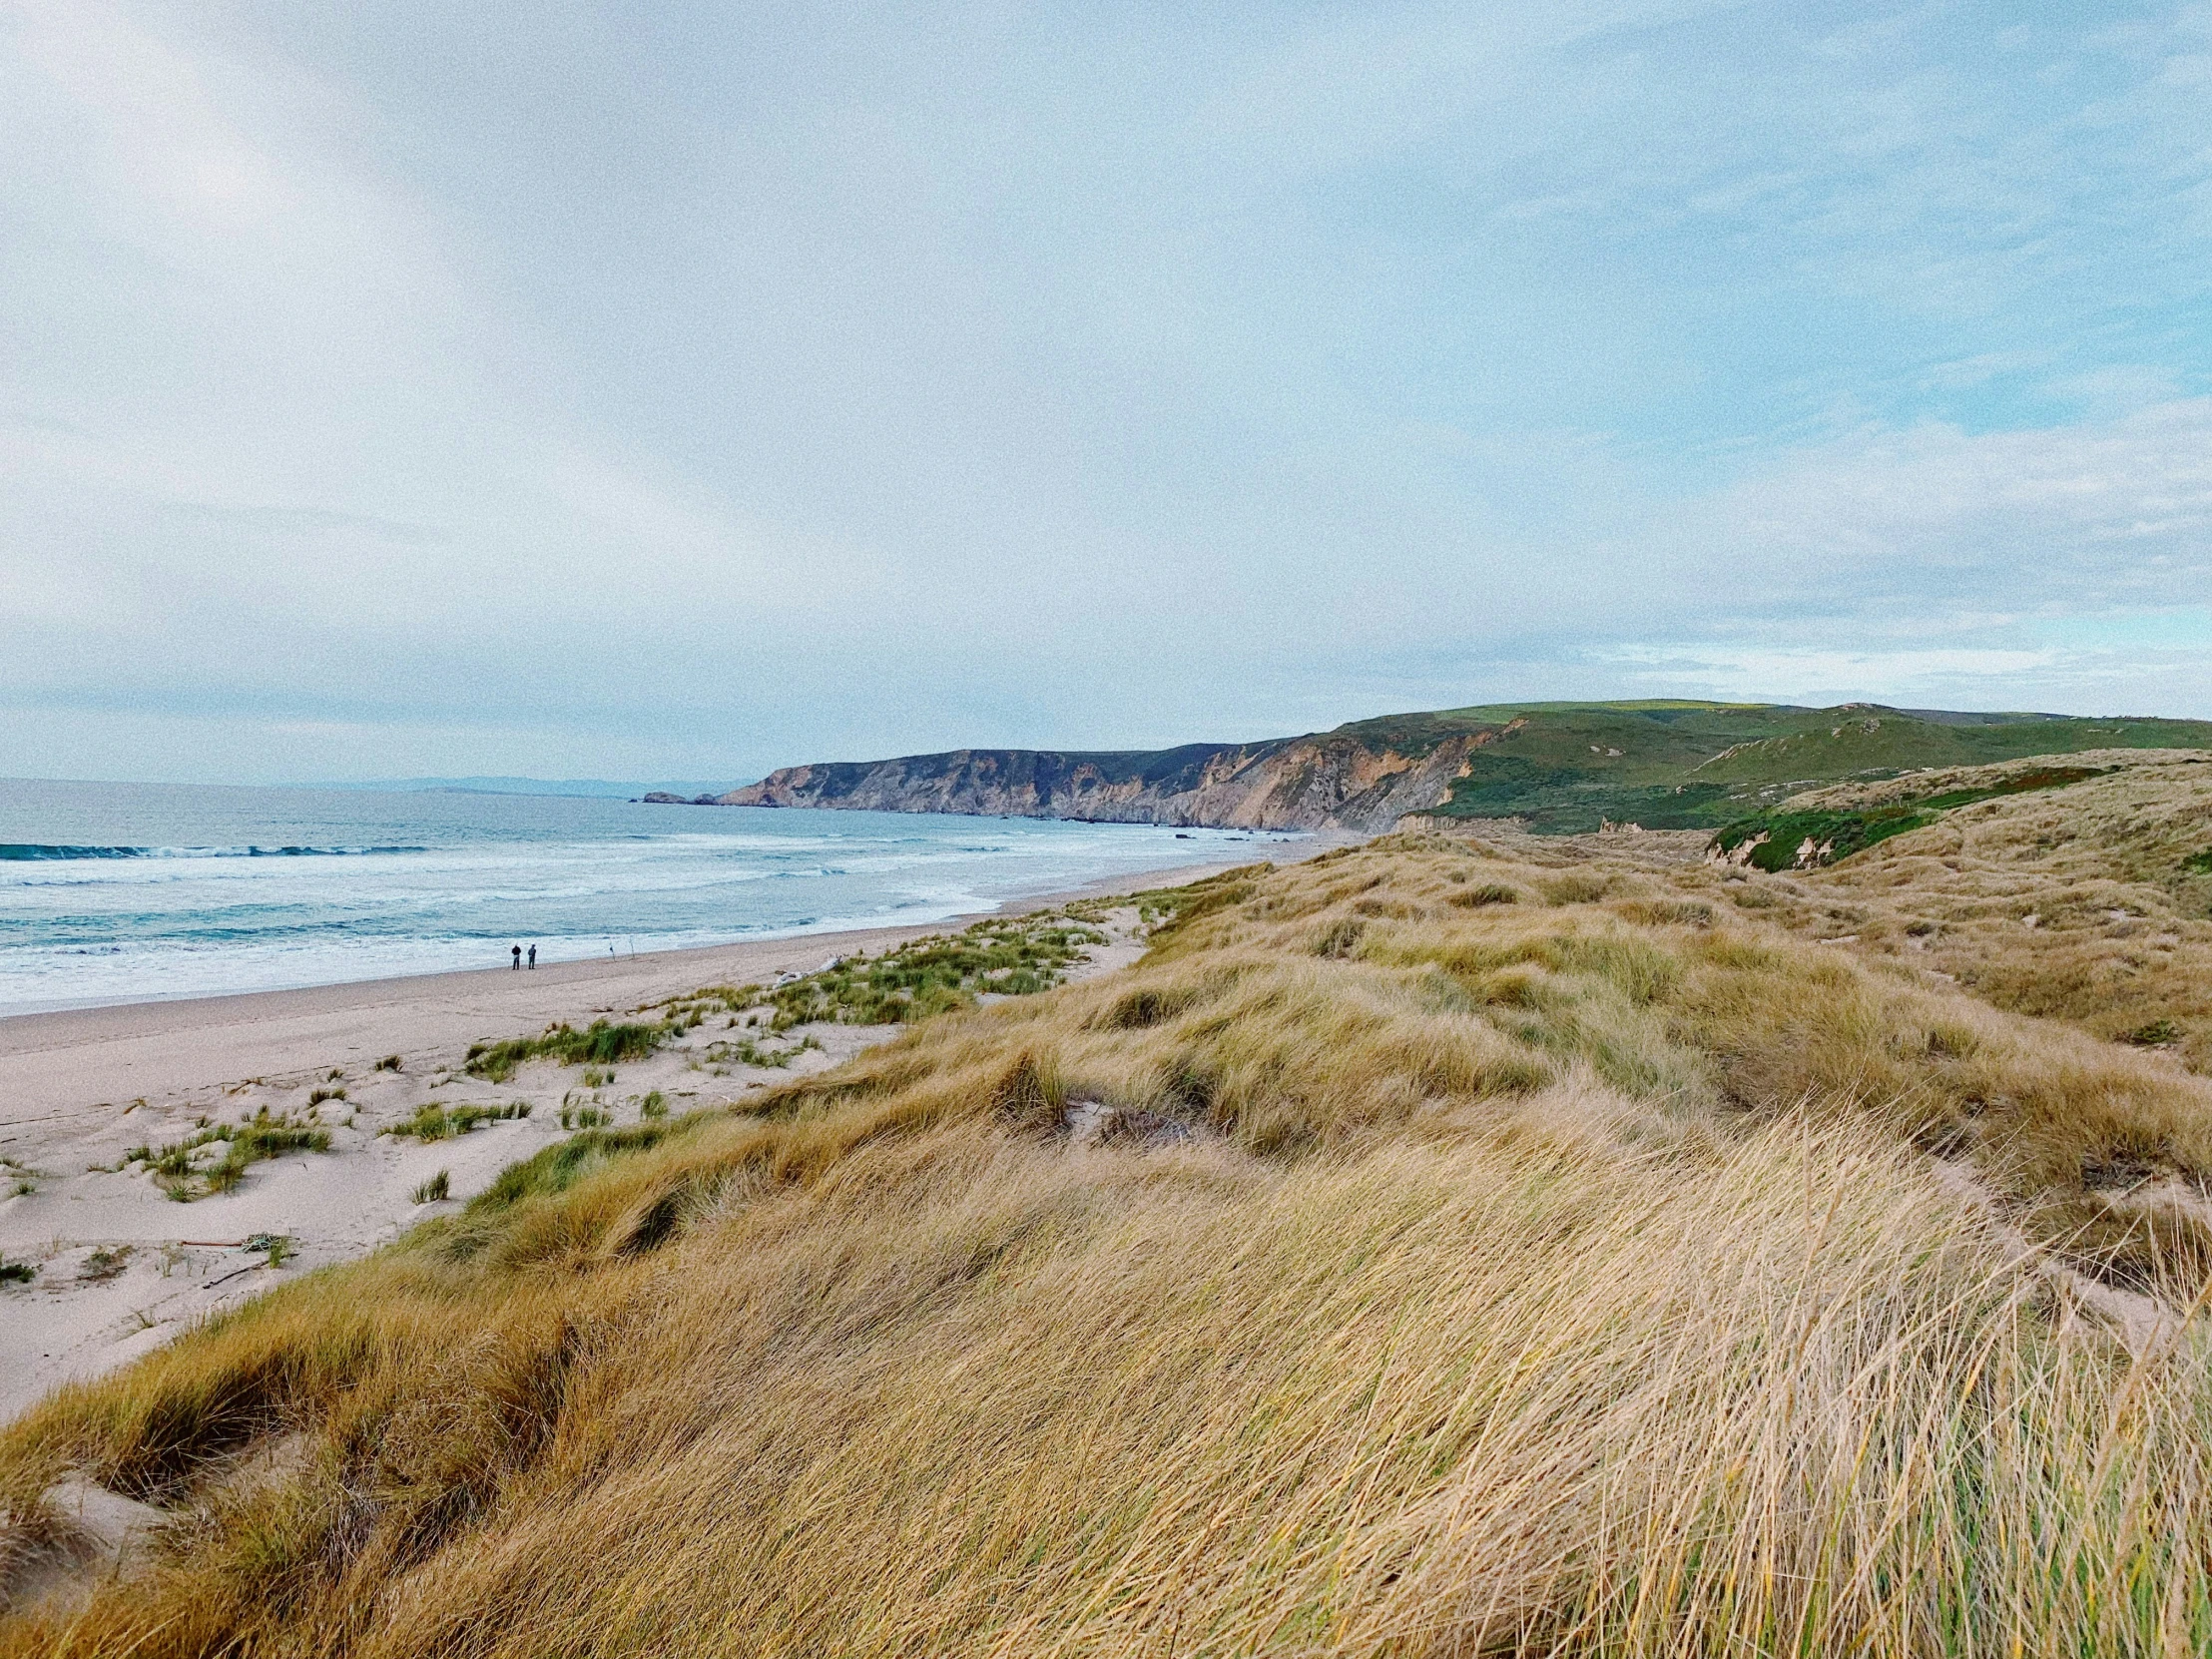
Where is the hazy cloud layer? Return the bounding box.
[4,1,2210,783]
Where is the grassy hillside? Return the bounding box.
[1718,749,2212,1072]
[12,804,2212,1653]
[1367,701,2212,832]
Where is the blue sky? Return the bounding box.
[4,1,2210,783]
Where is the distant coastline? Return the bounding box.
[0,783,1272,1017]
[311,776,756,801]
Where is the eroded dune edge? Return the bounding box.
[7,766,2212,1654]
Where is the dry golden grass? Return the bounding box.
[1722,750,2212,1070]
[9,830,2212,1654]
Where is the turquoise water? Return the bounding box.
[0,781,1284,1016]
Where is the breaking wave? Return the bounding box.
[0,843,430,861]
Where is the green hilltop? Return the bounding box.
[1340,701,2212,833]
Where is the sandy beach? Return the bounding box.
[0,855,1260,1423]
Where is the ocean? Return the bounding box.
[0,780,1286,1017]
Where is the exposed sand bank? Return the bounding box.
[0,855,1272,1423]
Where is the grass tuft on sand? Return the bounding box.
[122,1108,333,1202]
[465,1020,672,1084]
[384,1101,530,1142]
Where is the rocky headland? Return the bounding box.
[723,728,1507,831]
[716,702,2212,834]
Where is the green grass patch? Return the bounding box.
[744,915,1109,1029]
[1710,807,1939,872]
[464,1117,699,1218]
[386,1100,530,1141]
[707,1034,820,1069]
[1711,767,2112,871]
[465,1019,673,1082]
[125,1107,332,1202]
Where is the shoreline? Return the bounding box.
[0,853,1277,1121]
[0,785,1316,1027]
[0,849,1317,1424]
[0,847,1287,1024]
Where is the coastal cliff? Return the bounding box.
[722,727,1507,831]
[719,702,2212,833]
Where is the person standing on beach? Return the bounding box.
[511,944,521,969]
[527,944,537,969]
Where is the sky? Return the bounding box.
[4,1,2211,785]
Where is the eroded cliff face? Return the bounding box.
[723,728,1509,830]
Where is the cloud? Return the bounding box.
[1694,399,2212,608]
[5,0,2212,783]
[1587,629,2212,720]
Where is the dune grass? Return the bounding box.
[747,913,1109,1029]
[384,1101,530,1142]
[1724,750,2212,1071]
[703,1033,819,1069]
[122,1108,333,1202]
[9,837,2212,1652]
[465,1020,672,1084]
[1709,763,2112,871]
